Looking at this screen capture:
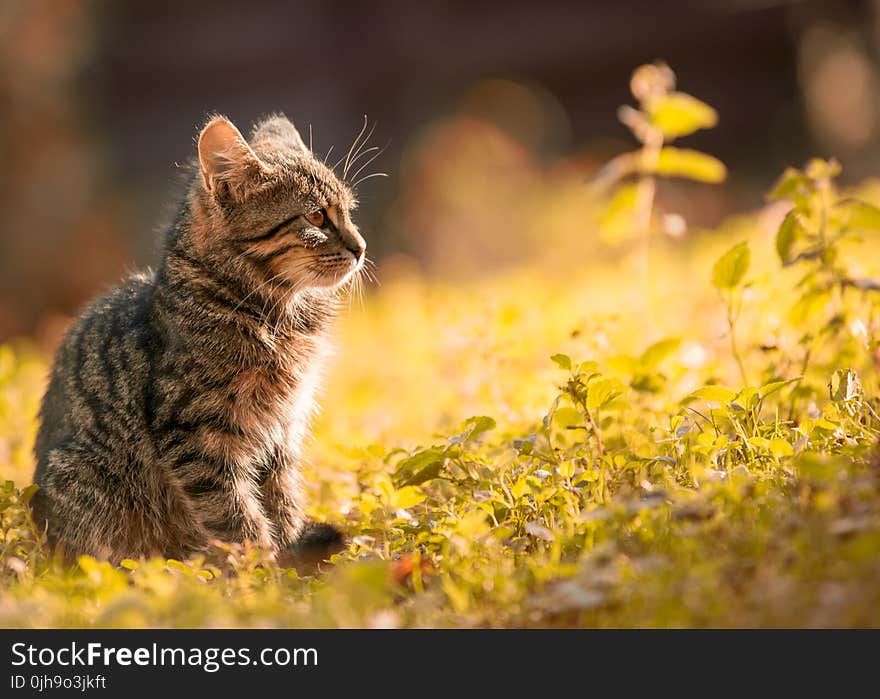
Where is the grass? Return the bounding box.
[1,66,880,626]
[1,174,879,627]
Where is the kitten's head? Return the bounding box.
[188,113,366,293]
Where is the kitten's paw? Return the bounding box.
[278,522,346,574]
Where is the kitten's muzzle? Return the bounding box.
[346,242,366,262]
[341,228,367,262]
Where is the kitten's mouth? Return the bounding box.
[308,253,363,290]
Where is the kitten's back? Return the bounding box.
[35,270,156,465]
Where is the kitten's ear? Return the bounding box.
[252,115,309,153]
[198,116,266,201]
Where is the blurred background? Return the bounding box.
[2,0,880,342]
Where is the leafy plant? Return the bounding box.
[768,159,880,417]
[711,240,751,385]
[595,62,726,245]
[0,66,879,629]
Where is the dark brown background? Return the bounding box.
[2,0,878,340]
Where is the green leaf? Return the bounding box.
[576,361,600,376]
[587,378,625,411]
[550,353,572,371]
[712,241,750,289]
[18,483,39,504]
[759,376,803,399]
[804,157,841,182]
[647,92,718,138]
[767,167,812,202]
[553,406,584,429]
[750,436,770,451]
[393,447,447,487]
[652,147,727,183]
[390,486,427,509]
[839,199,880,232]
[769,439,794,458]
[733,386,760,411]
[789,287,830,326]
[453,415,496,443]
[165,559,193,576]
[776,211,805,265]
[690,385,737,403]
[640,338,681,369]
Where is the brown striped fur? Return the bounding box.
[31,114,366,563]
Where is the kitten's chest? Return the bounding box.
[227,362,313,431]
[157,327,330,468]
[230,361,290,406]
[178,369,314,472]
[210,344,326,460]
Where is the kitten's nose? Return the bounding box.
[342,229,366,260]
[346,241,366,260]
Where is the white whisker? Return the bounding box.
[344,145,380,180]
[332,116,367,172]
[352,171,389,188]
[337,115,370,179]
[344,121,377,181]
[349,140,390,186]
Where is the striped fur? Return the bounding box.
[31,114,366,563]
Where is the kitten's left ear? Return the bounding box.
[198,115,267,201]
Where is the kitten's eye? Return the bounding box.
[305,209,325,227]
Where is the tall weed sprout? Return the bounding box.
[594,63,726,305]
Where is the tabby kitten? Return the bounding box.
[31,114,366,564]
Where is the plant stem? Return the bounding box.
[582,406,605,457]
[634,126,662,322]
[788,342,813,422]
[727,298,748,386]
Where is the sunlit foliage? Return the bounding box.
[1,66,879,628]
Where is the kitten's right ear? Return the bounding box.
[198,116,266,201]
[252,115,309,153]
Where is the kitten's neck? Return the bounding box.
[153,244,338,352]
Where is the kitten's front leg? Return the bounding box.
[258,445,307,549]
[260,446,345,571]
[172,452,276,550]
